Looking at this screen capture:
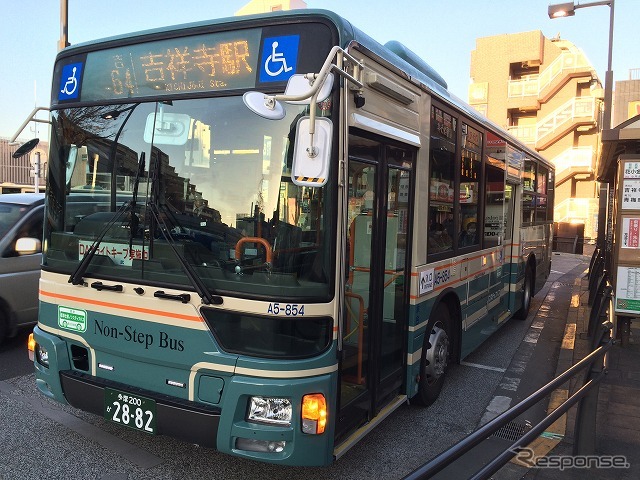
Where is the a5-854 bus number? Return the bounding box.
[267,303,305,316]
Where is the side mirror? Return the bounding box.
[15,237,42,255]
[292,117,332,187]
[12,138,40,159]
[66,145,78,186]
[242,73,335,119]
[143,113,191,145]
[283,73,334,105]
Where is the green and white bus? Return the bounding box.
[27,9,553,466]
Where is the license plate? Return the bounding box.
[104,387,156,434]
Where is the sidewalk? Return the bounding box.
[511,249,640,479]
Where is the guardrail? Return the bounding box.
[403,263,613,480]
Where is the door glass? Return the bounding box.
[484,164,506,247]
[343,160,376,405]
[380,165,409,380]
[504,184,514,242]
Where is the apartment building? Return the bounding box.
[613,69,640,128]
[235,0,307,15]
[469,31,602,241]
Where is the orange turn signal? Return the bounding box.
[27,333,36,362]
[301,393,327,434]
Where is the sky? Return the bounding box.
[1,0,638,140]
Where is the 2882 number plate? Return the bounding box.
[104,387,156,434]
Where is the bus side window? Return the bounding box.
[428,105,456,257]
[459,123,481,249]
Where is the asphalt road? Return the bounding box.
[0,329,32,380]
[0,252,588,480]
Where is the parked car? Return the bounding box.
[0,192,44,344]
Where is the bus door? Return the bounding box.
[337,134,413,441]
[501,183,516,315]
[484,161,510,321]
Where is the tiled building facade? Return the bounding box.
[613,69,640,128]
[469,31,602,241]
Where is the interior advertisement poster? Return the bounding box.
[616,266,640,314]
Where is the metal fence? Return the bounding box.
[404,254,613,480]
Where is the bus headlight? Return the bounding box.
[247,396,292,425]
[36,343,50,368]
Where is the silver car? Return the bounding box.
[0,192,44,344]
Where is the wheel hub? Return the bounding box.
[425,325,449,379]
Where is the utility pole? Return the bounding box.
[33,151,41,193]
[58,0,69,51]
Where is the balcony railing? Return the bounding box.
[506,125,536,144]
[553,146,594,175]
[508,97,597,148]
[508,51,593,99]
[536,97,596,144]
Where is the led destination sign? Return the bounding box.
[64,28,265,102]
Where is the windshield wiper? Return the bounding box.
[129,151,145,251]
[147,201,216,305]
[69,151,146,286]
[68,201,131,285]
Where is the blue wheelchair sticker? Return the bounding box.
[259,35,300,83]
[58,62,83,101]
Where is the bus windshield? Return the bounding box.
[44,96,334,301]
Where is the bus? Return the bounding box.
[25,9,554,466]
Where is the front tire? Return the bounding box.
[414,303,451,406]
[514,265,533,320]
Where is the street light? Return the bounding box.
[548,0,614,130]
[548,0,615,253]
[548,2,578,17]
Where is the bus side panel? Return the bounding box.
[33,324,72,402]
[406,298,434,400]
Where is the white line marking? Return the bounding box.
[499,377,521,391]
[460,361,507,373]
[479,395,512,426]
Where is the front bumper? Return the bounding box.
[60,370,220,447]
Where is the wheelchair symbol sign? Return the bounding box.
[259,35,300,83]
[58,62,83,101]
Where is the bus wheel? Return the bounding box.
[415,303,451,406]
[514,265,533,320]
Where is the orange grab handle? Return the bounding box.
[235,237,273,264]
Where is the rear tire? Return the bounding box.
[514,265,533,320]
[414,303,451,406]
